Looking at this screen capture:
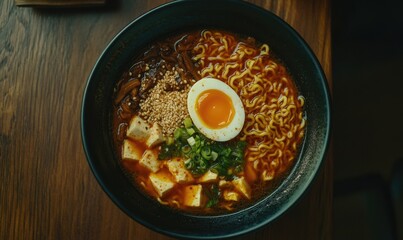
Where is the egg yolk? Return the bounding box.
[195,89,235,129]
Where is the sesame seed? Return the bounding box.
[139,66,191,136]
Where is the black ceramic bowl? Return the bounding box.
[81,0,331,239]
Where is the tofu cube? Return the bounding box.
[232,177,251,199]
[183,184,203,207]
[167,158,194,183]
[223,190,241,202]
[122,139,142,161]
[126,115,150,141]
[198,170,218,183]
[140,149,161,173]
[146,122,165,148]
[149,172,175,197]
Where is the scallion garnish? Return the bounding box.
[158,117,247,179]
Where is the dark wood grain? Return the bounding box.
[0,0,332,239]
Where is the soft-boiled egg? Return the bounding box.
[187,77,245,141]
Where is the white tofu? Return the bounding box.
[149,172,175,197]
[140,149,161,173]
[167,158,194,183]
[146,122,165,148]
[232,177,251,199]
[223,190,241,202]
[183,184,203,207]
[122,139,142,161]
[198,170,218,183]
[126,115,150,141]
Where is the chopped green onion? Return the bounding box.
[227,168,233,175]
[166,136,174,145]
[187,136,196,146]
[211,151,218,161]
[174,128,189,141]
[186,127,196,136]
[201,146,212,160]
[183,117,193,129]
[158,118,247,179]
[209,167,219,174]
[181,145,191,154]
[220,148,231,157]
[234,165,243,173]
[198,159,207,171]
[205,184,220,208]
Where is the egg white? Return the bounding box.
[187,77,245,142]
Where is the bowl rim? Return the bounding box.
[81,0,332,239]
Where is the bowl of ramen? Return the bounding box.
[81,0,331,238]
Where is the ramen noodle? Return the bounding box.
[112,30,305,214]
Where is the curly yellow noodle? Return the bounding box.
[202,30,213,39]
[244,97,260,108]
[275,136,286,142]
[244,83,264,96]
[260,44,270,55]
[299,118,306,130]
[213,63,222,73]
[201,63,214,75]
[283,87,289,96]
[255,113,268,128]
[262,170,274,181]
[280,108,290,117]
[194,30,305,183]
[193,45,205,61]
[245,59,255,70]
[281,77,289,84]
[222,63,238,79]
[278,95,287,108]
[287,104,296,111]
[270,158,279,168]
[222,37,229,52]
[258,144,275,152]
[298,95,305,107]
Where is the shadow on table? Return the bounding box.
[332,0,403,239]
[333,159,403,240]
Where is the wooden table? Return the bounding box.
[0,0,332,239]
